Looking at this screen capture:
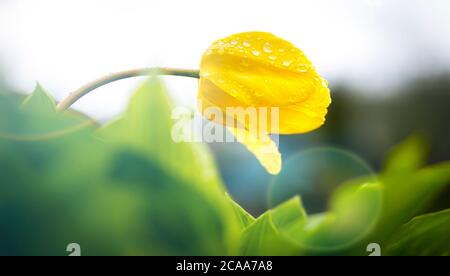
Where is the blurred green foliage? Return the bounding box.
[0,77,449,255]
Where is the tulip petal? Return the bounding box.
[200,32,321,107]
[278,78,332,134]
[227,126,281,175]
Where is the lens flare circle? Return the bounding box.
[268,147,382,251]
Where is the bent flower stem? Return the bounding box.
[57,67,200,111]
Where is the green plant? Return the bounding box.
[0,78,449,256]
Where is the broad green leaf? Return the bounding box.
[371,162,450,242]
[346,138,450,255]
[100,76,225,196]
[385,209,450,256]
[238,212,302,256]
[21,83,56,114]
[269,196,306,238]
[297,181,382,252]
[262,181,381,255]
[0,82,239,255]
[237,197,306,256]
[383,134,428,174]
[227,194,255,230]
[0,83,95,142]
[99,76,240,254]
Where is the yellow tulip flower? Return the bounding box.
[198,31,331,175]
[57,31,331,175]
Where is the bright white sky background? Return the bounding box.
[1,0,449,121]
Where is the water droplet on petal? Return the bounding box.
[283,60,292,67]
[278,48,286,53]
[268,55,277,61]
[243,40,251,47]
[263,43,272,53]
[230,40,238,45]
[252,50,261,56]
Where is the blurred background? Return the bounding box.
[1,0,449,216]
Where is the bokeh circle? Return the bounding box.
[268,147,382,251]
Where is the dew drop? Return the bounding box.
[283,60,292,67]
[296,66,308,73]
[263,43,272,53]
[278,48,286,53]
[230,40,238,45]
[252,50,261,56]
[268,55,277,61]
[243,40,251,47]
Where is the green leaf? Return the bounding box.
[346,137,450,255]
[21,83,56,114]
[236,197,307,256]
[238,212,301,256]
[385,209,450,256]
[227,194,255,230]
[99,76,240,254]
[100,76,225,196]
[298,181,382,252]
[0,80,240,255]
[371,161,450,242]
[269,196,306,238]
[383,134,428,174]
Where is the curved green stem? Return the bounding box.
[57,67,200,111]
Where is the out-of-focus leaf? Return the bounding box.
[372,162,450,241]
[100,77,226,197]
[257,181,381,255]
[21,83,56,114]
[227,194,255,230]
[105,150,232,255]
[99,76,240,254]
[348,136,450,254]
[0,83,96,142]
[383,134,428,174]
[296,181,382,252]
[269,196,306,238]
[0,80,240,255]
[385,209,450,256]
[238,212,301,256]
